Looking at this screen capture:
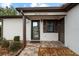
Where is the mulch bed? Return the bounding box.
[0,46,13,56]
[38,47,78,56]
[0,46,23,56]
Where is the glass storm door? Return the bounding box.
[31,20,40,40]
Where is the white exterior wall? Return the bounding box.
[65,5,79,54]
[26,19,31,41]
[3,18,23,40]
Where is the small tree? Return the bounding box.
[0,6,17,16]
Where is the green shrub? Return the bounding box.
[0,37,3,45]
[9,41,22,52]
[14,36,20,41]
[1,39,9,48]
[0,37,3,41]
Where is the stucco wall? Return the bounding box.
[26,19,31,41]
[3,18,23,40]
[65,5,79,54]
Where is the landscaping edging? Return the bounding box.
[14,47,25,56]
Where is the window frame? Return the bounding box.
[43,20,57,33]
[47,21,54,32]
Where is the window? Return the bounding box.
[47,21,53,32]
[43,20,57,33]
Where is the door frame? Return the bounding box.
[31,20,40,40]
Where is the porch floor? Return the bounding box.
[19,41,77,56]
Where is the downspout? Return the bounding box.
[20,10,26,47]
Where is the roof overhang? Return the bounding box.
[0,15,22,19]
[16,3,78,12]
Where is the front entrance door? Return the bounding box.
[31,20,40,41]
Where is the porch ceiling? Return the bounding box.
[26,15,65,20]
